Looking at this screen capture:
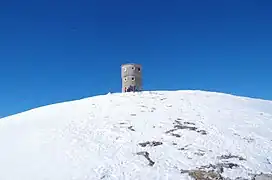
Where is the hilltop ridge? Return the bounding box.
[0,90,272,180]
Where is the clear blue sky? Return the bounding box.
[0,0,271,117]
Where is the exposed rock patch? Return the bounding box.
[138,141,163,147]
[165,119,207,135]
[243,137,255,143]
[218,153,246,161]
[150,107,156,112]
[184,121,196,125]
[178,144,190,151]
[170,133,181,137]
[128,126,135,131]
[194,149,206,156]
[188,169,223,180]
[174,124,198,131]
[180,162,241,179]
[197,129,208,135]
[136,151,155,166]
[266,158,271,165]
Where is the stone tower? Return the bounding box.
[121,63,142,92]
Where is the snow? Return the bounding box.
[0,90,271,180]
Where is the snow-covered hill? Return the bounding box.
[0,90,272,180]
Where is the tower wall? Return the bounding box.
[121,63,142,92]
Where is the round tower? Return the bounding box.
[121,63,142,92]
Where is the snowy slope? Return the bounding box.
[0,90,272,180]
